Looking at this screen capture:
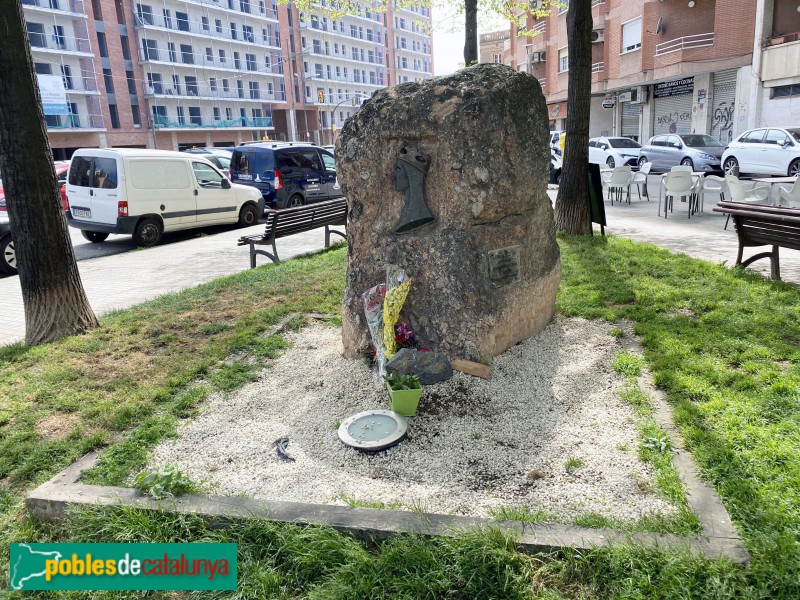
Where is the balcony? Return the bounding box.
[150,115,273,130]
[761,38,800,83]
[22,0,86,18]
[138,47,285,77]
[185,0,278,21]
[47,112,104,131]
[655,32,714,57]
[133,10,281,49]
[64,75,100,94]
[28,33,92,55]
[144,85,286,103]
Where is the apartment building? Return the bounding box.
[507,0,759,144]
[21,0,433,157]
[479,30,510,65]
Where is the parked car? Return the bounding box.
[0,214,14,274]
[549,149,562,184]
[66,149,263,247]
[721,127,800,176]
[638,134,724,173]
[229,142,340,210]
[588,137,642,169]
[0,162,69,213]
[549,131,564,152]
[183,147,232,170]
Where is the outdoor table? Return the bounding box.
[752,176,797,205]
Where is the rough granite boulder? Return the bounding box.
[338,63,561,362]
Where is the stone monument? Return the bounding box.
[338,64,561,363]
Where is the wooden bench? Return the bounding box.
[238,197,347,268]
[712,201,800,280]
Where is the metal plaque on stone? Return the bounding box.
[487,246,521,287]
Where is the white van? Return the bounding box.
[65,148,264,247]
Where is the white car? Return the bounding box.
[589,137,642,169]
[721,127,800,176]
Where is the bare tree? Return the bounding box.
[0,0,98,345]
[553,0,593,234]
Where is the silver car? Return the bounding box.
[638,134,724,172]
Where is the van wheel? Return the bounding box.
[133,218,163,248]
[288,194,304,208]
[0,234,17,275]
[81,230,109,243]
[238,203,259,227]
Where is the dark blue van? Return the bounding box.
[229,143,339,210]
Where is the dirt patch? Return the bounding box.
[36,413,81,441]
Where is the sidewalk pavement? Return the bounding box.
[0,223,334,346]
[1,190,797,346]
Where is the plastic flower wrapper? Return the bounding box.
[383,278,411,360]
[361,283,387,375]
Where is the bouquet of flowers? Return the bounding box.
[361,283,387,375]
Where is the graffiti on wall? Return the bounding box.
[712,101,735,142]
[657,111,692,133]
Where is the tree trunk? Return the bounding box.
[464,0,478,66]
[0,0,98,345]
[554,0,593,235]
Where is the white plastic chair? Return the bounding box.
[778,180,800,208]
[723,175,770,229]
[630,162,651,201]
[670,165,693,173]
[699,175,726,214]
[607,166,633,204]
[662,171,698,218]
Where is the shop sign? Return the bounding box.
[618,91,632,103]
[653,77,694,98]
[602,95,615,109]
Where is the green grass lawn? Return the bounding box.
[0,236,798,598]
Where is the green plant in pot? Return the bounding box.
[384,372,422,416]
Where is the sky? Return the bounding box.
[431,6,507,76]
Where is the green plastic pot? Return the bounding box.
[386,382,422,416]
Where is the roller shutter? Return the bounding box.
[711,70,737,143]
[621,102,640,141]
[653,77,694,136]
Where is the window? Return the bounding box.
[162,9,172,28]
[168,42,176,62]
[765,129,789,145]
[741,130,766,144]
[246,53,257,70]
[103,68,114,93]
[315,63,324,78]
[120,34,131,60]
[192,162,224,187]
[180,44,194,64]
[558,47,568,72]
[61,65,73,89]
[209,77,217,91]
[230,22,237,39]
[147,72,163,94]
[222,78,229,92]
[621,18,642,53]
[143,39,159,60]
[202,16,209,31]
[243,25,254,42]
[136,4,153,25]
[92,157,118,188]
[185,76,198,96]
[233,51,241,69]
[96,32,108,57]
[172,74,181,94]
[109,104,120,129]
[177,106,185,124]
[131,103,141,126]
[313,39,322,54]
[188,107,202,125]
[219,49,226,63]
[215,19,223,33]
[176,12,189,31]
[239,0,250,14]
[206,47,213,62]
[213,107,221,121]
[559,0,569,14]
[27,23,47,47]
[237,80,244,98]
[126,71,137,94]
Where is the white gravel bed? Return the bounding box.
[149,317,679,522]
